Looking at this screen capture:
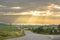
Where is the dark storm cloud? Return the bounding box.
[0,0,60,13]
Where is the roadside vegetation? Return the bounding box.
[22,25,60,35]
[0,23,60,40]
[28,25,60,35]
[0,23,25,40]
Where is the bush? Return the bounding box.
[0,30,25,40]
[30,25,60,35]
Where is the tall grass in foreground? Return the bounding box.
[0,24,25,40]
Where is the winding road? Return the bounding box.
[7,31,60,40]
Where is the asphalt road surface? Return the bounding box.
[7,31,60,40]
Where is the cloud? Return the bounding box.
[10,6,22,9]
[54,5,60,9]
[0,5,6,8]
[0,0,60,13]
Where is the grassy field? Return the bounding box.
[0,23,60,40]
[0,23,25,40]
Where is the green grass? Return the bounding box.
[0,24,20,31]
[0,24,25,40]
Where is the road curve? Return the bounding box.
[7,31,60,40]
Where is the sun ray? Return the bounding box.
[12,4,60,24]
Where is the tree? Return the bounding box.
[58,25,60,33]
[58,25,60,30]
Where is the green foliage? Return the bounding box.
[58,25,60,30]
[0,24,25,40]
[30,25,60,35]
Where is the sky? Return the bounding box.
[0,0,60,24]
[0,0,60,13]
